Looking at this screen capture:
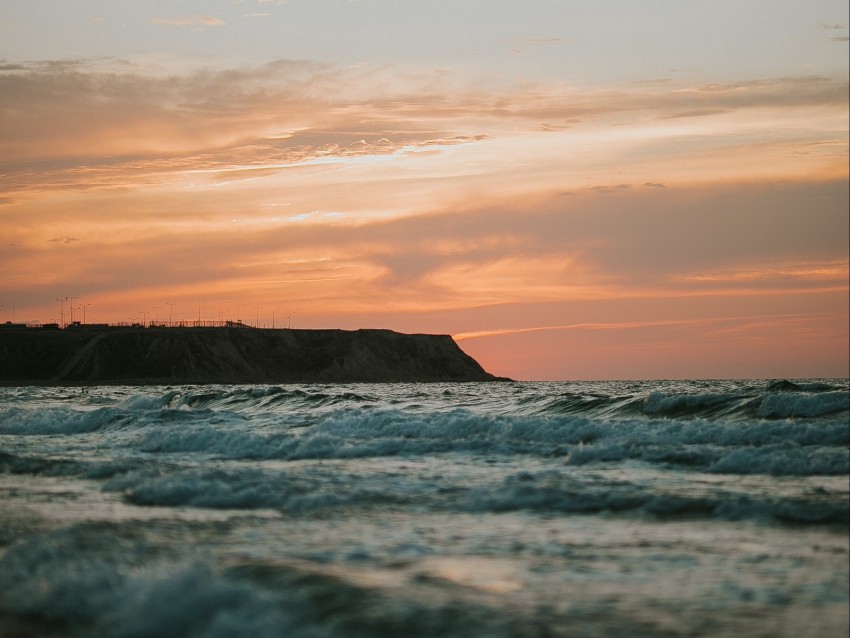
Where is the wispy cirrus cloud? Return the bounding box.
[821,23,848,43]
[148,16,226,28]
[453,317,761,341]
[0,59,846,205]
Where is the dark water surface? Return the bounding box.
[1,380,848,637]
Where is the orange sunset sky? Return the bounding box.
[1,0,848,380]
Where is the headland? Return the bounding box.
[0,323,501,385]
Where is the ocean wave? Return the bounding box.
[79,455,850,525]
[132,407,848,476]
[0,525,297,637]
[2,381,844,441]
[0,524,533,638]
[0,451,84,476]
[641,388,848,420]
[2,381,847,484]
[0,406,136,435]
[0,450,143,482]
[2,402,845,478]
[707,445,849,476]
[135,410,603,462]
[163,386,382,413]
[103,467,368,512]
[465,470,849,525]
[757,391,850,419]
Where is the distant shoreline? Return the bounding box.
[0,325,506,386]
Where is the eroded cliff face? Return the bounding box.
[0,327,499,385]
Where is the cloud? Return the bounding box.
[2,170,847,378]
[1,59,847,321]
[41,179,843,304]
[1,59,844,209]
[590,184,631,194]
[453,317,745,341]
[0,51,846,379]
[1,61,844,159]
[663,109,730,119]
[148,16,226,27]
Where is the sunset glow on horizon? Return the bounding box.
[1,0,848,380]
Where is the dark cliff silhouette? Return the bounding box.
[0,326,501,385]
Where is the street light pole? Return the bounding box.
[67,297,78,324]
[166,302,176,326]
[152,306,161,324]
[198,298,206,326]
[254,306,263,328]
[219,301,227,325]
[81,303,91,324]
[272,308,280,329]
[56,298,65,327]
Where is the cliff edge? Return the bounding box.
[0,326,500,385]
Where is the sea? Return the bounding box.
[0,379,848,638]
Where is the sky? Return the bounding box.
[1,0,848,380]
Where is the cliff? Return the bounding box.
[0,326,500,385]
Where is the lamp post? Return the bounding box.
[219,301,227,325]
[254,306,263,328]
[166,302,176,326]
[81,303,91,324]
[67,297,78,324]
[56,297,65,327]
[152,305,161,325]
[140,310,148,326]
[272,308,280,329]
[237,304,246,324]
[198,298,206,326]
